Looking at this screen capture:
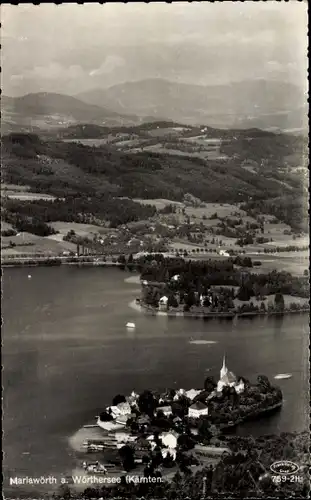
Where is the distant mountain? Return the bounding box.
[77,78,307,132]
[1,92,154,132]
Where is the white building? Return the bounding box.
[110,402,132,418]
[160,431,179,450]
[173,388,186,401]
[219,250,230,257]
[185,389,202,401]
[158,296,169,310]
[188,401,209,419]
[156,405,173,417]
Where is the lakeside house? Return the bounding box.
[110,402,132,417]
[159,295,169,310]
[188,401,209,418]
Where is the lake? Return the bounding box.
[2,266,309,494]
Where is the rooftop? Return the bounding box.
[190,401,208,410]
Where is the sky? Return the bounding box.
[1,2,308,96]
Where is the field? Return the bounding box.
[1,231,76,256]
[49,221,111,238]
[4,192,56,201]
[234,293,308,310]
[63,138,110,146]
[1,183,56,201]
[133,198,184,210]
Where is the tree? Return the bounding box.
[237,283,253,301]
[197,419,212,444]
[168,295,179,308]
[274,292,285,312]
[204,376,217,393]
[119,445,135,472]
[138,390,157,417]
[177,434,195,451]
[99,411,113,422]
[112,394,126,406]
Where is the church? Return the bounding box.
[217,356,245,394]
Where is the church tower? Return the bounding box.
[220,354,228,379]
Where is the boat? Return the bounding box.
[274,373,292,380]
[126,322,136,328]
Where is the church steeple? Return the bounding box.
[220,354,228,379]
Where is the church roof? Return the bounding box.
[221,371,237,384]
[190,401,207,411]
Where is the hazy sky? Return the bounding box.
[2,2,308,96]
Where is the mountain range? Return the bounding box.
[1,92,155,133]
[1,78,307,134]
[77,78,307,132]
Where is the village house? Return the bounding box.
[156,405,173,417]
[188,401,209,419]
[185,389,202,401]
[160,431,179,450]
[109,402,132,417]
[173,388,186,400]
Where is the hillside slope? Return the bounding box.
[1,132,301,204]
[1,92,148,131]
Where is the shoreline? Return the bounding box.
[1,257,126,268]
[130,300,309,319]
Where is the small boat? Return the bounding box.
[126,322,136,328]
[274,373,292,380]
[28,275,32,279]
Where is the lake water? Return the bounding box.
[2,266,309,494]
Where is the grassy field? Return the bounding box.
[3,192,56,201]
[1,183,31,191]
[1,231,77,255]
[49,221,109,237]
[63,138,110,146]
[234,293,308,309]
[133,198,184,210]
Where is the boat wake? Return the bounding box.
[274,373,293,380]
[189,340,218,345]
[124,276,141,285]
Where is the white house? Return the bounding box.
[185,389,202,401]
[156,405,173,417]
[219,250,230,257]
[158,296,169,311]
[173,388,186,400]
[110,402,132,418]
[127,391,139,405]
[188,401,209,419]
[235,379,245,394]
[160,431,179,450]
[171,274,180,282]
